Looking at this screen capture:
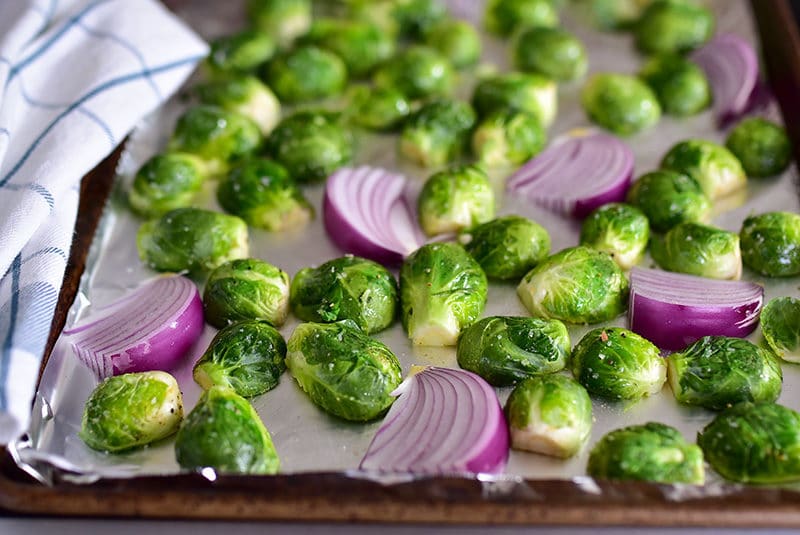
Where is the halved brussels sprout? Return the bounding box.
[513,27,587,82]
[725,117,792,178]
[347,85,411,131]
[592,0,654,31]
[740,211,800,277]
[484,0,559,37]
[650,222,742,280]
[205,29,275,78]
[634,0,714,55]
[579,203,650,270]
[424,19,482,69]
[263,46,347,103]
[761,297,800,363]
[373,46,455,100]
[581,73,661,136]
[247,0,311,45]
[128,152,207,218]
[471,109,546,168]
[392,0,447,38]
[472,72,557,127]
[417,164,495,236]
[626,170,711,232]
[302,18,394,77]
[195,76,280,136]
[399,99,476,168]
[639,55,710,117]
[660,139,746,200]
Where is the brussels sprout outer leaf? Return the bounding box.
[472,72,557,127]
[579,203,650,270]
[264,46,347,103]
[461,215,551,280]
[471,109,546,168]
[639,55,710,117]
[626,170,711,232]
[760,297,800,362]
[399,99,477,168]
[725,117,791,177]
[634,0,714,55]
[650,222,742,281]
[513,27,587,82]
[417,164,495,236]
[740,212,800,277]
[128,153,207,219]
[660,139,746,201]
[581,73,661,136]
[484,0,559,36]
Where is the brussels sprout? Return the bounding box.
[698,402,800,484]
[205,30,275,78]
[588,422,704,484]
[400,242,488,346]
[634,0,714,55]
[457,316,570,386]
[626,170,711,232]
[285,321,402,421]
[579,203,649,270]
[581,73,661,136]
[195,76,280,136]
[571,327,666,400]
[592,0,654,31]
[471,109,546,168]
[302,18,395,77]
[506,374,592,458]
[345,0,400,37]
[79,371,183,453]
[137,208,249,274]
[391,0,447,38]
[399,99,476,168]
[217,157,313,231]
[484,0,559,37]
[290,255,398,334]
[263,46,347,103]
[373,46,455,100]
[128,152,207,218]
[472,72,557,127]
[650,222,742,280]
[247,0,311,45]
[667,336,781,411]
[725,117,792,178]
[761,297,800,362]
[513,27,587,82]
[417,164,495,236]
[638,55,710,117]
[660,139,746,200]
[174,386,279,474]
[517,246,629,324]
[203,258,290,329]
[168,105,262,176]
[461,215,551,280]
[265,111,353,183]
[347,85,411,131]
[424,19,482,70]
[740,212,800,277]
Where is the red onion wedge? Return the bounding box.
[506,128,633,219]
[359,366,509,475]
[64,275,203,380]
[323,165,425,266]
[629,267,763,351]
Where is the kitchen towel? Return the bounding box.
[0,0,207,444]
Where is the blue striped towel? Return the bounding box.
[0,0,207,444]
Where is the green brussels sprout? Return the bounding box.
[347,85,411,131]
[592,0,654,31]
[285,321,402,421]
[417,164,495,236]
[263,46,347,103]
[698,402,800,484]
[484,0,559,37]
[457,316,570,386]
[79,371,183,453]
[588,422,704,484]
[174,386,279,474]
[265,111,353,183]
[193,320,287,398]
[460,215,551,280]
[302,18,395,77]
[650,222,742,280]
[571,327,666,400]
[634,0,714,55]
[761,297,800,362]
[667,336,782,411]
[581,73,661,136]
[195,76,281,136]
[345,0,400,37]
[579,203,649,270]
[661,139,747,200]
[203,258,290,329]
[638,55,710,117]
[290,255,398,334]
[513,27,587,82]
[373,46,455,100]
[626,170,711,232]
[205,30,276,78]
[247,0,311,45]
[217,157,313,231]
[168,105,262,176]
[471,109,546,168]
[517,246,629,324]
[400,242,488,346]
[391,0,447,38]
[725,117,792,178]
[740,211,800,277]
[505,374,592,458]
[472,72,558,127]
[137,208,249,274]
[399,99,476,168]
[424,19,482,69]
[128,152,207,218]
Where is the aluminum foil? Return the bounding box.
[14,0,800,494]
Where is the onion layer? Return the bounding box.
[359,366,509,475]
[506,128,634,219]
[323,165,425,266]
[64,275,204,379]
[629,267,763,351]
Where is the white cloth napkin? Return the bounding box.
[0,0,207,445]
